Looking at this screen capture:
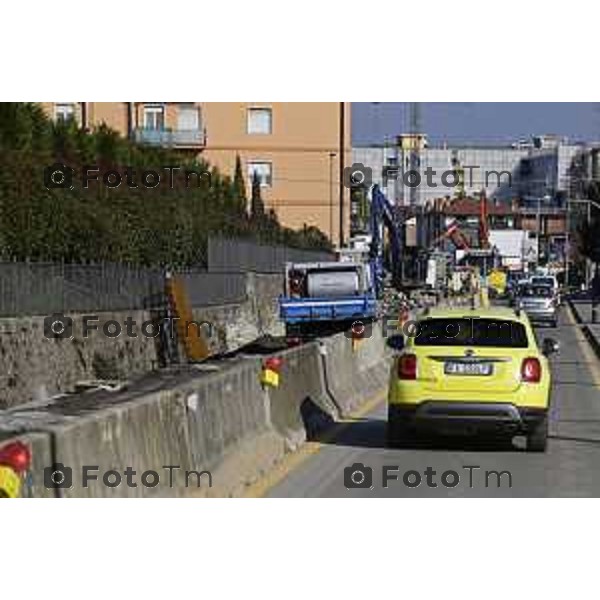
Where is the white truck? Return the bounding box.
[488,229,535,271]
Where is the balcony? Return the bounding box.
[133,127,206,149]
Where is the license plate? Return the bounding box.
[444,361,493,376]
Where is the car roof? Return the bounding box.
[421,306,526,322]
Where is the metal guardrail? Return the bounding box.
[517,206,567,216]
[133,128,206,148]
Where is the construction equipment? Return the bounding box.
[431,219,471,251]
[279,185,404,337]
[369,184,403,297]
[279,261,377,337]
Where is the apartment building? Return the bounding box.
[40,102,351,245]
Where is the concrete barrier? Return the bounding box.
[0,322,392,497]
[320,323,391,417]
[265,342,338,447]
[0,359,273,497]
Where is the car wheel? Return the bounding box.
[386,419,415,449]
[526,415,548,452]
[551,319,558,328]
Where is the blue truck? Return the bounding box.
[278,185,402,337]
[279,260,377,337]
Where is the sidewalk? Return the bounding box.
[568,298,600,358]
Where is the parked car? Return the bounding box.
[386,306,558,452]
[518,284,558,327]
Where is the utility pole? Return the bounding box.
[329,152,336,243]
[536,197,541,269]
[408,102,421,208]
[565,199,570,287]
[338,102,346,248]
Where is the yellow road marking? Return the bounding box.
[242,390,387,498]
[566,304,600,388]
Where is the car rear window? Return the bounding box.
[522,285,552,297]
[412,318,529,348]
[531,277,554,287]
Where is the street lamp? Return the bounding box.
[536,194,552,269]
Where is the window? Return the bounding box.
[54,103,77,123]
[143,105,165,130]
[522,285,552,298]
[177,104,199,131]
[247,161,272,187]
[413,318,529,348]
[247,107,272,135]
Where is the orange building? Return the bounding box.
[40,102,351,244]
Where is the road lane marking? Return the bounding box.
[242,390,387,498]
[566,304,600,388]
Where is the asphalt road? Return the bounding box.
[268,304,600,497]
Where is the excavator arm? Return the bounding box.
[369,185,403,296]
[431,220,471,251]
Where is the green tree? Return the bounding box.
[232,154,247,214]
[250,171,266,221]
[0,103,332,264]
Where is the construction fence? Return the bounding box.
[0,237,335,317]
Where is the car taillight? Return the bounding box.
[398,354,417,380]
[521,357,541,383]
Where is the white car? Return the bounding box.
[529,275,560,303]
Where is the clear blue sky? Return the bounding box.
[352,103,600,146]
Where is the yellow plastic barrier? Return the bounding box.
[0,441,31,498]
[0,466,22,498]
[261,357,283,388]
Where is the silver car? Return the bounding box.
[518,284,558,327]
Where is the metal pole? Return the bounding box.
[565,198,570,288]
[536,196,541,269]
[587,200,592,289]
[593,263,599,323]
[338,102,346,248]
[329,152,336,243]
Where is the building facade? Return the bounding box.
[40,102,351,245]
[353,135,584,208]
[353,141,530,206]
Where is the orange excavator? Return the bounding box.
[430,190,490,251]
[431,219,471,250]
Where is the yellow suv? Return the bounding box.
[387,306,558,452]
